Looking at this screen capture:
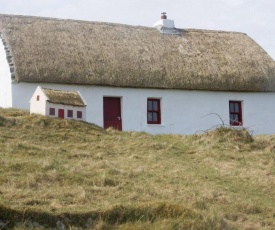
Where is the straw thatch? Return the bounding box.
[0,14,275,92]
[42,88,86,107]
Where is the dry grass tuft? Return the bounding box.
[203,126,253,144]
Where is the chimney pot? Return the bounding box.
[161,12,167,19]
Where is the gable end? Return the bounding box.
[0,34,15,82]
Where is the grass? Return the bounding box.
[0,108,275,229]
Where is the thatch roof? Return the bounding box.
[42,88,86,107]
[0,14,275,92]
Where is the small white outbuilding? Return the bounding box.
[30,86,87,121]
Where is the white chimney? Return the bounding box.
[153,13,179,35]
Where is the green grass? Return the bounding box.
[0,108,275,229]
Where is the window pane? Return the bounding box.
[148,101,153,110]
[234,103,239,113]
[229,103,234,112]
[230,114,234,122]
[153,112,158,122]
[231,114,239,122]
[232,114,236,122]
[234,114,239,122]
[148,112,153,122]
[153,101,158,111]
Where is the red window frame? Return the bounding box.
[229,101,242,126]
[36,95,40,101]
[49,108,55,116]
[77,111,82,119]
[67,110,73,118]
[147,98,161,124]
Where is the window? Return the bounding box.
[77,111,82,119]
[36,95,40,101]
[67,110,73,118]
[49,108,55,116]
[147,98,161,124]
[229,101,242,126]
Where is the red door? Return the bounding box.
[58,109,64,119]
[103,97,122,130]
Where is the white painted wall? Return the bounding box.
[45,103,86,121]
[0,37,12,108]
[10,82,275,135]
[29,86,47,115]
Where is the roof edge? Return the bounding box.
[77,91,87,106]
[0,13,246,35]
[0,34,15,82]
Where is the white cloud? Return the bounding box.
[220,0,245,6]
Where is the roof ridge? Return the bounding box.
[182,28,245,35]
[0,13,243,34]
[43,88,78,93]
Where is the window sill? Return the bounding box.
[147,124,165,127]
[230,125,244,130]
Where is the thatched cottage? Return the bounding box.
[1,14,275,134]
[30,86,86,121]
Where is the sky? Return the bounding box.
[0,0,274,60]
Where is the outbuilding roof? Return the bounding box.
[42,88,86,107]
[1,14,275,92]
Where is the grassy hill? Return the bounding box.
[0,108,274,229]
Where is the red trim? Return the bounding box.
[103,97,122,130]
[58,109,64,119]
[229,101,242,126]
[147,98,161,124]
